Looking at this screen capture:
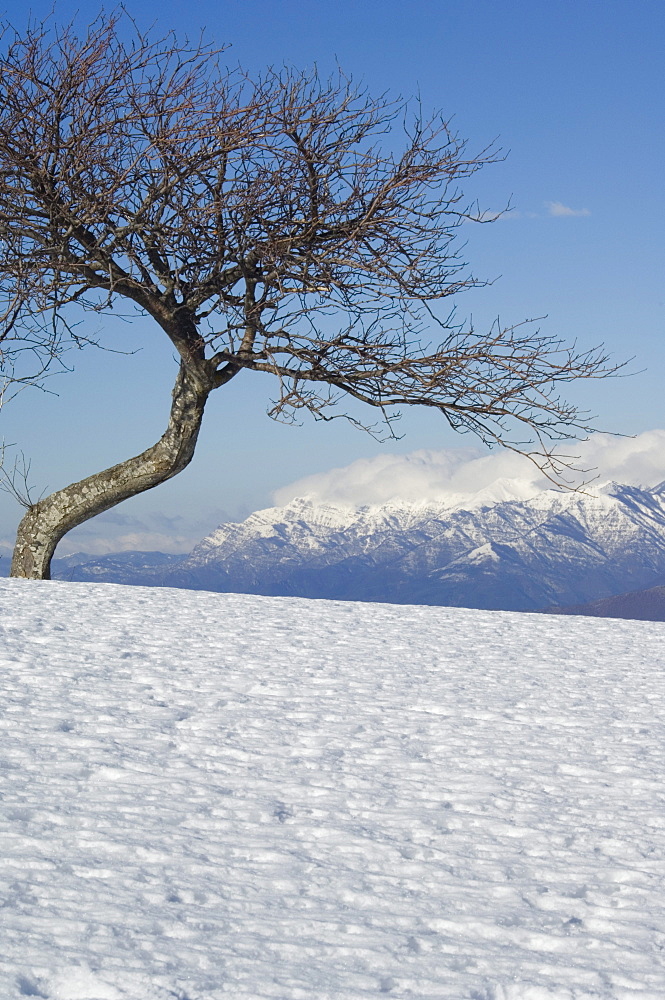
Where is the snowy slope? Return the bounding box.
[159,482,665,609]
[1,579,665,999]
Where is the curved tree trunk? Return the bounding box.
[10,362,221,580]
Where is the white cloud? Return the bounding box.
[272,430,665,509]
[545,200,591,218]
[0,526,209,562]
[55,531,199,557]
[572,430,665,489]
[0,519,203,561]
[52,506,244,556]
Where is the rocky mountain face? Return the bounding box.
[50,480,665,612]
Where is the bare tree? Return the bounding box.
[0,13,619,580]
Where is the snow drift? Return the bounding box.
[1,579,664,999]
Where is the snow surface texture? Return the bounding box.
[1,580,665,1000]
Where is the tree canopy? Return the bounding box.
[0,12,621,578]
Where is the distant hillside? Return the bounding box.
[545,584,665,621]
[42,479,665,612]
[51,550,182,585]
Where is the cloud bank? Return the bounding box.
[273,430,665,508]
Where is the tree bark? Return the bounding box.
[10,362,220,580]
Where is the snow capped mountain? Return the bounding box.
[154,480,665,610]
[44,479,665,610]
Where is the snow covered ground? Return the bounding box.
[1,580,665,1000]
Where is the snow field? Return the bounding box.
[1,579,665,999]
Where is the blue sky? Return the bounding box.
[1,0,664,555]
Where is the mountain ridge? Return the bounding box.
[45,480,665,613]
